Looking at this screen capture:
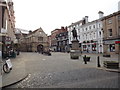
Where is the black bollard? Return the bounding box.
[84,55,87,64]
[97,56,101,67]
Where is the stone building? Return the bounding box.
[102,11,120,54]
[15,28,28,52]
[24,27,48,52]
[0,0,16,56]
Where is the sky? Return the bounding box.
[12,0,120,35]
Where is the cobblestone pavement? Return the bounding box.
[6,52,119,88]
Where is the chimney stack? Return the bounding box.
[85,16,88,23]
[98,11,104,19]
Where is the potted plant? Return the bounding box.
[83,55,91,62]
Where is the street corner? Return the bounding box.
[2,73,29,88]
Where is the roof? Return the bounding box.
[68,20,83,27]
[28,27,45,35]
[102,11,120,20]
[15,28,29,34]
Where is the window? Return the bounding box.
[89,26,91,29]
[109,44,115,52]
[83,45,87,51]
[118,16,120,21]
[92,44,96,51]
[99,24,101,28]
[99,31,101,36]
[94,32,96,38]
[119,26,120,35]
[82,28,84,32]
[93,25,95,28]
[86,28,87,31]
[108,29,112,36]
[38,37,43,41]
[108,19,112,24]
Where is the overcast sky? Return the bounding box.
[12,0,119,35]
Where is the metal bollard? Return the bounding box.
[97,56,101,67]
[84,55,87,64]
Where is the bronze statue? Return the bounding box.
[72,27,77,40]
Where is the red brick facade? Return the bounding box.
[51,27,67,51]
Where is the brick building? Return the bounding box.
[51,27,67,51]
[102,11,120,54]
[56,31,69,52]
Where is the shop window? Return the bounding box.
[92,44,96,51]
[83,45,86,51]
[108,29,112,36]
[109,44,115,52]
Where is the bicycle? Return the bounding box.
[2,57,12,73]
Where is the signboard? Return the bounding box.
[5,37,11,44]
[1,28,7,34]
[104,40,116,44]
[115,41,120,44]
[6,59,12,69]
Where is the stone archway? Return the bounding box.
[37,44,44,53]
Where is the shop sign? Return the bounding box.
[115,41,120,44]
[1,28,7,34]
[104,40,115,44]
[5,37,11,44]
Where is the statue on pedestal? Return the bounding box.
[72,27,77,40]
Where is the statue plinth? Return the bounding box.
[70,40,81,59]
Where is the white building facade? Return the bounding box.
[68,20,83,47]
[80,19,103,53]
[68,12,104,53]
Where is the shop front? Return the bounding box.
[103,39,120,54]
[82,41,97,53]
[2,36,16,58]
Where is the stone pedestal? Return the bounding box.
[70,40,80,59]
[71,40,79,50]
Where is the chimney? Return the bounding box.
[85,16,88,23]
[118,1,120,11]
[98,11,104,19]
[61,26,64,30]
